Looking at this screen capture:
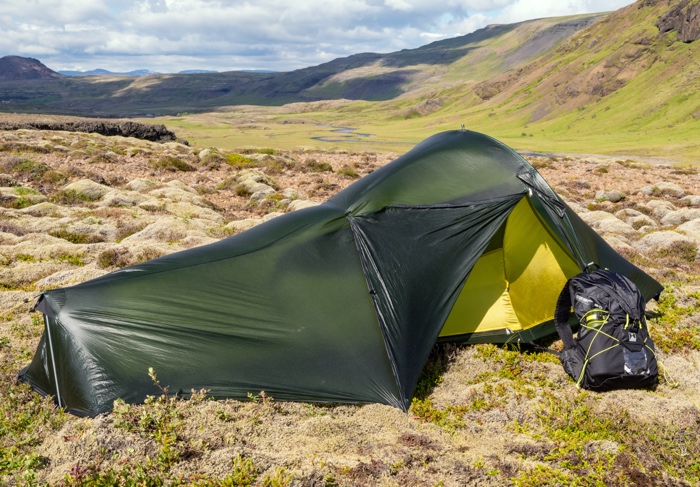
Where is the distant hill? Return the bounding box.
[0,56,62,81]
[0,14,600,116]
[59,68,159,76]
[178,70,219,74]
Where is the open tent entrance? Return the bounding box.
[440,197,581,342]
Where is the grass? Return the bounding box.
[96,247,132,269]
[512,391,700,485]
[224,153,256,168]
[49,229,105,244]
[0,312,69,485]
[53,253,86,266]
[336,165,359,179]
[409,342,700,485]
[649,288,700,352]
[150,156,195,172]
[305,160,333,173]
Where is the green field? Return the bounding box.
[148,92,700,163]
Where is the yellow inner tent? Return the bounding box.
[440,197,581,338]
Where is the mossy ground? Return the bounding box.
[0,128,699,486]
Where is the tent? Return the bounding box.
[20,130,663,416]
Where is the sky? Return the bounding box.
[1,0,636,74]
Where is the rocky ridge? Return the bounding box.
[657,0,700,42]
[0,115,179,143]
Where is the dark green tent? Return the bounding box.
[20,130,662,416]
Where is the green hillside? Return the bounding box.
[425,0,700,160]
[155,0,700,161]
[1,0,698,160]
[0,14,599,117]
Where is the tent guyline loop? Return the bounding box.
[44,314,62,409]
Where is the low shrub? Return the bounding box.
[224,153,257,169]
[150,156,195,172]
[133,247,165,264]
[337,165,359,179]
[115,220,148,243]
[0,220,27,236]
[656,240,697,264]
[96,247,132,269]
[235,184,252,197]
[49,229,105,244]
[305,160,333,173]
[49,189,91,206]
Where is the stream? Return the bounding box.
[312,125,373,143]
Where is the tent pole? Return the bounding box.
[44,314,62,409]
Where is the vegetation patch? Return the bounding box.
[49,189,92,206]
[49,229,105,244]
[115,219,149,242]
[512,391,700,486]
[1,157,51,182]
[53,253,86,266]
[150,156,195,172]
[133,247,165,264]
[305,159,334,173]
[655,240,698,265]
[224,153,256,169]
[336,164,359,178]
[649,289,700,352]
[0,195,34,209]
[96,247,132,269]
[0,219,26,236]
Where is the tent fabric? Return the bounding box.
[19,130,663,416]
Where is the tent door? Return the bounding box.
[440,197,580,342]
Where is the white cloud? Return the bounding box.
[0,0,636,73]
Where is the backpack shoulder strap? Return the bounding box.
[554,278,577,350]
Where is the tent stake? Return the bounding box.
[44,315,62,409]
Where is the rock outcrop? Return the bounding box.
[0,120,180,143]
[657,0,700,43]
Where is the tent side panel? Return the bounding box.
[19,315,100,416]
[22,209,402,415]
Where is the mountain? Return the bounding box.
[0,0,698,153]
[59,68,159,76]
[60,68,224,76]
[0,56,62,81]
[0,14,600,116]
[178,70,219,74]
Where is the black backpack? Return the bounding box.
[554,269,658,391]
